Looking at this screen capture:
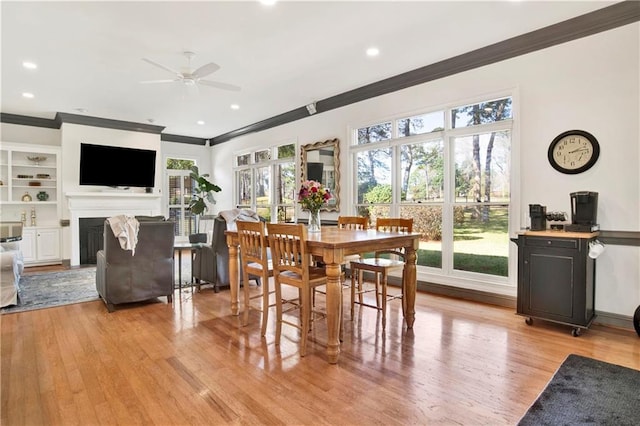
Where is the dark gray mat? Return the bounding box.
[519,354,640,425]
[1,267,99,314]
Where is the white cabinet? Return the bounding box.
[21,227,61,265]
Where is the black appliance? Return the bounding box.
[566,191,599,232]
[529,204,547,231]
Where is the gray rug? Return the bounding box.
[1,267,99,314]
[519,354,640,425]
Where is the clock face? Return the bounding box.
[548,130,600,174]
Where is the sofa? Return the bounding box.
[0,241,24,308]
[96,218,174,312]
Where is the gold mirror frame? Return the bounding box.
[300,138,340,212]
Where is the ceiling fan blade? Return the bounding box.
[198,80,241,91]
[142,58,182,77]
[140,79,180,84]
[191,62,220,79]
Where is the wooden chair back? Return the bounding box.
[338,216,368,230]
[375,217,413,233]
[267,223,310,281]
[236,220,269,268]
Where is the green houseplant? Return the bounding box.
[188,165,222,243]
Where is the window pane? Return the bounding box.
[453,205,509,276]
[236,154,250,166]
[400,139,444,202]
[166,158,195,170]
[454,131,510,203]
[255,149,271,163]
[400,204,442,268]
[277,205,296,223]
[397,111,444,137]
[355,147,392,204]
[255,166,271,206]
[451,97,512,129]
[277,143,295,159]
[276,161,295,205]
[357,122,392,145]
[236,169,252,206]
[356,204,390,227]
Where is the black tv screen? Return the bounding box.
[79,143,157,188]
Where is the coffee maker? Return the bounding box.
[565,191,599,232]
[529,204,547,231]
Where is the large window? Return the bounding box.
[352,96,512,283]
[234,143,296,222]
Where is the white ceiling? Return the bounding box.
[1,1,616,140]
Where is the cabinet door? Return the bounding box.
[36,228,60,261]
[20,229,36,262]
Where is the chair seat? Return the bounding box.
[351,257,405,270]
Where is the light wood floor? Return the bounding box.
[2,273,639,425]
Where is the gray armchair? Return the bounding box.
[193,216,230,292]
[96,219,174,312]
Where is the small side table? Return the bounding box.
[173,242,205,291]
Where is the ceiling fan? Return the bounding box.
[140,51,241,92]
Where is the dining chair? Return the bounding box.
[267,223,327,356]
[237,220,274,336]
[313,215,369,306]
[349,217,413,330]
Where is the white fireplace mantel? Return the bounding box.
[66,191,163,266]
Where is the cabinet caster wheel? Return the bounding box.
[525,317,533,326]
[571,328,581,337]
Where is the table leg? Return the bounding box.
[178,249,183,291]
[228,242,240,316]
[325,262,342,364]
[403,244,417,329]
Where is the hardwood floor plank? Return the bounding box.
[2,283,639,425]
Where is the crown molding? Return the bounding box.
[161,133,208,146]
[55,112,165,134]
[0,113,58,129]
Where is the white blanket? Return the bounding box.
[219,209,260,231]
[107,214,140,255]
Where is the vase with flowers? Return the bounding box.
[298,180,332,232]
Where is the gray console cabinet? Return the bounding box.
[515,231,597,336]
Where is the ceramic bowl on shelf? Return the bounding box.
[27,156,47,165]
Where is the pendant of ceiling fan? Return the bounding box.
[140,51,241,91]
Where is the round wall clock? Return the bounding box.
[548,130,600,174]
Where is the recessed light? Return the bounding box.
[260,0,277,6]
[366,47,380,57]
[75,108,88,113]
[197,120,205,125]
[22,61,37,70]
[22,92,34,99]
[230,104,240,110]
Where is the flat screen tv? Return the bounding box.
[79,143,157,188]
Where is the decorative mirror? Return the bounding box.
[301,138,340,212]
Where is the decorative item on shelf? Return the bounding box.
[17,174,34,179]
[27,156,47,166]
[188,165,222,243]
[28,181,41,186]
[0,180,3,186]
[21,192,32,202]
[30,207,36,226]
[298,180,332,232]
[36,173,50,179]
[37,191,49,201]
[20,211,26,226]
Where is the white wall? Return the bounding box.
[210,23,640,317]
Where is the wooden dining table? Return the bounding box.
[225,226,420,364]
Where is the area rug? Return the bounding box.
[1,267,99,314]
[518,354,640,425]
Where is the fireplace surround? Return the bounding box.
[66,192,162,266]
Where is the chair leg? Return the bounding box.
[167,294,173,304]
[242,270,251,327]
[358,268,364,304]
[381,271,388,331]
[260,273,269,337]
[275,280,283,346]
[375,272,381,309]
[350,269,356,319]
[300,285,311,357]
